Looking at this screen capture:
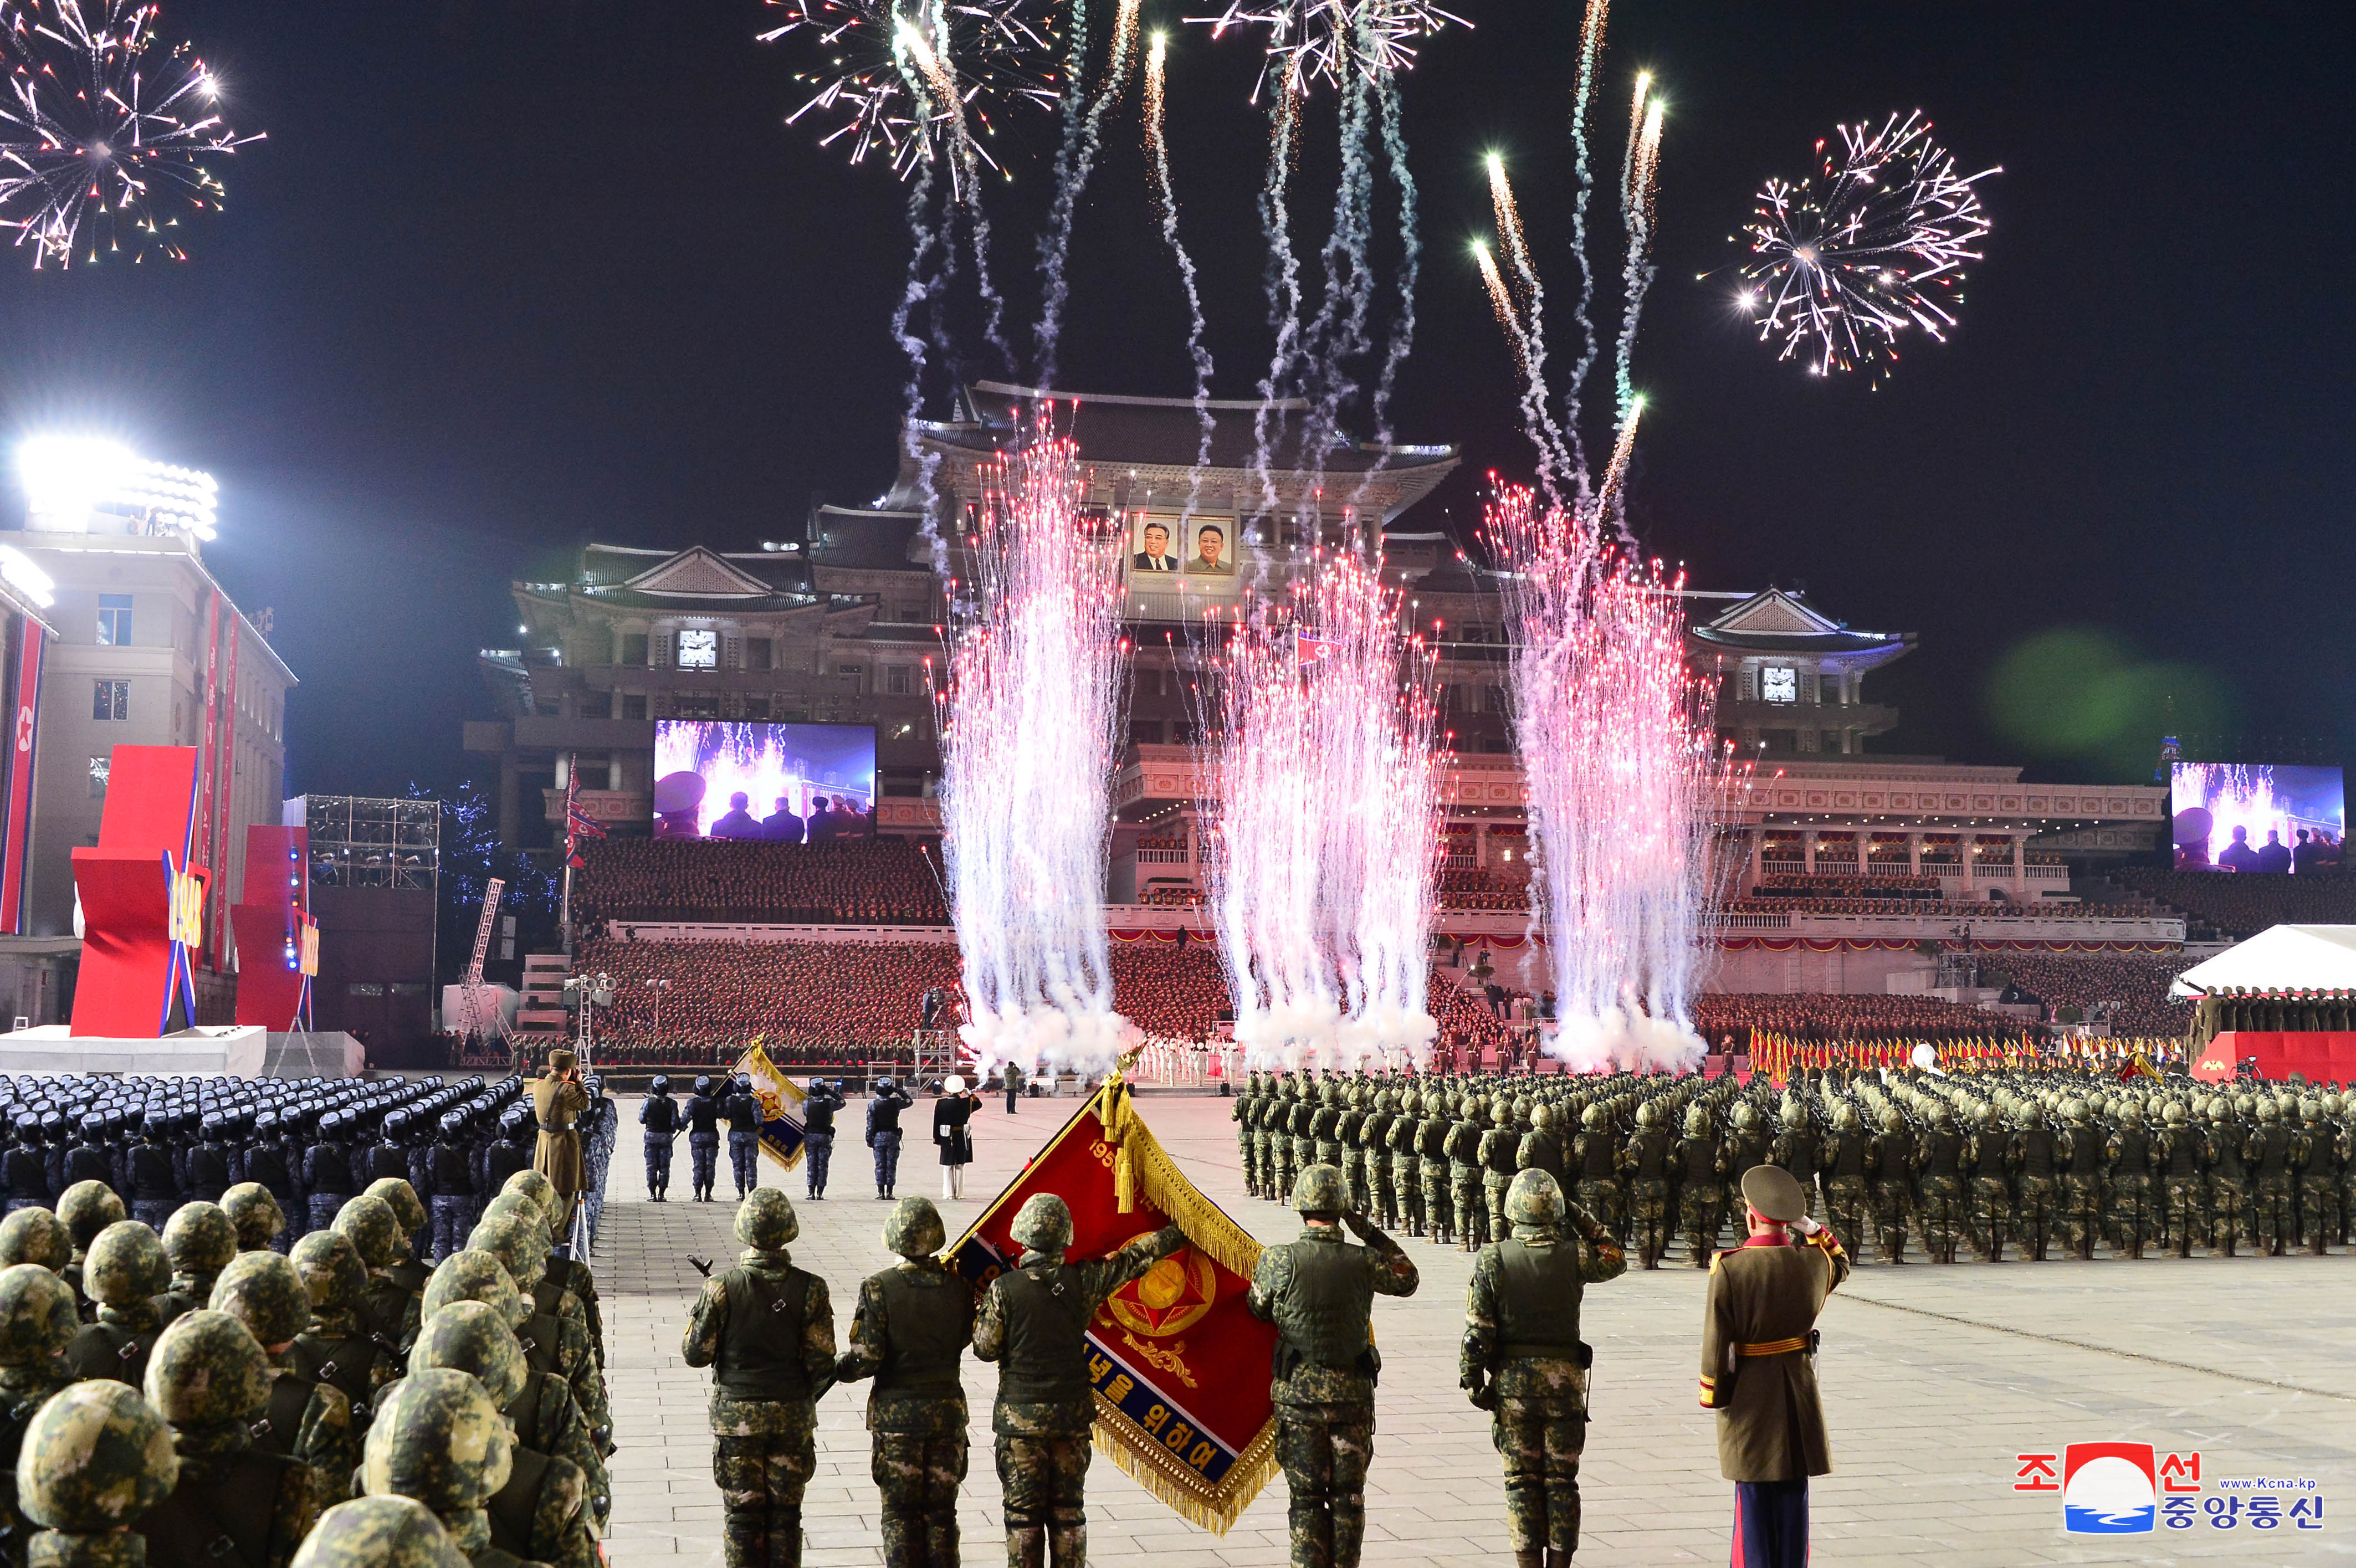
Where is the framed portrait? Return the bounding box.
[1131,515,1181,575]
[1183,518,1235,576]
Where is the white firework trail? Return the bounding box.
[1143,33,1218,501]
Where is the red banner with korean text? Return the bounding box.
[949,1077,1278,1534]
[0,616,44,934]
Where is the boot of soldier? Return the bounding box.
[1544,1551,1574,1568]
[1007,1526,1047,1568]
[2314,1234,2330,1257]
[1047,1524,1087,1568]
[1514,1552,1543,1568]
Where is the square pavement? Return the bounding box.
[591,1092,2356,1565]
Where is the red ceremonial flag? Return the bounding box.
[950,1077,1278,1534]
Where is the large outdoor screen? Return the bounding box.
[2170,762,2345,872]
[652,720,878,841]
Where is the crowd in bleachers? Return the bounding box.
[1751,872,1944,899]
[573,837,949,925]
[1430,970,1523,1068]
[1109,943,1229,1039]
[582,937,961,1058]
[2116,865,2356,938]
[1720,897,2149,920]
[1136,885,1208,907]
[1691,992,2002,1051]
[1437,866,1528,911]
[1988,951,2197,1037]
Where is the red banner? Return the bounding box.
[0,616,45,935]
[231,824,314,1031]
[193,591,222,960]
[949,1079,1277,1533]
[70,746,202,1037]
[209,613,239,970]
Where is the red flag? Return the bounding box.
[950,1078,1278,1534]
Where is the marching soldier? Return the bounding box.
[1866,1108,1915,1265]
[720,1077,764,1203]
[801,1078,846,1203]
[1417,1091,1455,1245]
[2058,1100,2105,1260]
[1571,1107,1625,1251]
[685,1077,723,1205]
[835,1197,973,1568]
[2154,1103,2205,1259]
[639,1077,682,1204]
[1271,1079,1300,1204]
[2246,1098,2295,1256]
[65,1221,170,1386]
[1768,1102,1817,1218]
[1235,1078,1262,1200]
[1336,1085,1369,1216]
[1478,1100,1522,1246]
[1913,1104,1966,1265]
[866,1078,913,1202]
[1674,1105,1729,1269]
[1391,1090,1426,1238]
[971,1195,1182,1568]
[2202,1098,2249,1257]
[1517,1103,1566,1192]
[139,1310,322,1568]
[1247,1165,1418,1568]
[1618,1103,1672,1271]
[1697,1166,1851,1568]
[2012,1104,2060,1262]
[1289,1079,1319,1202]
[0,1262,77,1555]
[2298,1099,2340,1256]
[2104,1101,2155,1260]
[1312,1081,1344,1174]
[1815,1107,1870,1265]
[1461,1170,1623,1568]
[1446,1096,1488,1252]
[1965,1106,2012,1263]
[1363,1090,1399,1233]
[682,1189,836,1568]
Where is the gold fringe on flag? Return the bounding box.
[1093,1411,1279,1536]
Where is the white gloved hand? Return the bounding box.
[1790,1215,1824,1238]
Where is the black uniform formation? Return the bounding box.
[0,1071,617,1568]
[1232,1065,2356,1268]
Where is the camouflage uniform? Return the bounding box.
[65,1220,170,1387]
[2058,1105,2106,1259]
[209,1250,366,1508]
[1273,1080,1302,1203]
[1462,1172,1625,1566]
[1247,1166,1420,1568]
[972,1196,1184,1568]
[1363,1093,1397,1233]
[2154,1106,2206,1259]
[225,1182,290,1257]
[1965,1109,2013,1263]
[2203,1111,2250,1257]
[0,1262,78,1562]
[290,1231,401,1427]
[1477,1103,1521,1248]
[1616,1107,1672,1271]
[1390,1092,1425,1238]
[139,1308,322,1568]
[1417,1099,1454,1245]
[2245,1104,2296,1256]
[1336,1088,1369,1216]
[1768,1104,1819,1220]
[2104,1107,2156,1260]
[1312,1082,1344,1174]
[2011,1110,2060,1262]
[682,1191,836,1568]
[1446,1099,1489,1252]
[468,1215,613,1447]
[1234,1082,1261,1199]
[1291,1082,1320,1202]
[2298,1111,2340,1255]
[836,1198,974,1568]
[363,1369,554,1568]
[157,1202,238,1329]
[1913,1109,1966,1265]
[1571,1108,1627,1251]
[1814,1110,1871,1264]
[15,1381,182,1568]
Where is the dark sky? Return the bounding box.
[2,1,2349,798]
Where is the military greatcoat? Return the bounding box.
[1696,1229,1850,1482]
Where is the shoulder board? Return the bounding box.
[1708,1248,1730,1273]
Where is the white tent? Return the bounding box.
[2170,926,2356,998]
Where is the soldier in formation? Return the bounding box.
[835,1197,971,1568]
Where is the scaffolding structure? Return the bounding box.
[298,796,442,890]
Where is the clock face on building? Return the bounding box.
[1761,665,1797,705]
[677,629,718,669]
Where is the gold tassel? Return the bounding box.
[1091,1415,1279,1536]
[1122,1109,1263,1280]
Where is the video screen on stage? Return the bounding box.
[652,720,878,841]
[2170,762,2345,872]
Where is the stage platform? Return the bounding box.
[2192,1029,2356,1084]
[0,1027,366,1078]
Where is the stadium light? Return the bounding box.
[0,546,55,608]
[16,434,219,540]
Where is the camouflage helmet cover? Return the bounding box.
[0,1262,76,1366]
[734,1188,800,1251]
[464,1217,545,1294]
[161,1202,239,1280]
[85,1221,170,1308]
[291,1496,470,1568]
[291,1229,370,1316]
[56,1181,125,1250]
[1008,1193,1073,1253]
[366,1178,429,1236]
[144,1309,273,1426]
[362,1367,514,1513]
[421,1251,527,1334]
[221,1183,287,1249]
[0,1208,70,1274]
[208,1251,314,1349]
[1504,1168,1565,1227]
[16,1380,178,1531]
[335,1194,406,1270]
[881,1196,945,1259]
[501,1170,563,1229]
[1293,1162,1348,1216]
[406,1299,527,1408]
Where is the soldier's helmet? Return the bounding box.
[57,1181,125,1251]
[734,1188,800,1252]
[1580,1104,1602,1129]
[2065,1099,2091,1124]
[407,1299,527,1408]
[1730,1104,1753,1129]
[1532,1103,1555,1133]
[1834,1104,1859,1130]
[2164,1101,2188,1126]
[479,1191,547,1244]
[221,1184,286,1252]
[693,1075,714,1097]
[208,1250,314,1349]
[503,1170,562,1228]
[1504,1168,1566,1228]
[16,1380,178,1535]
[2327,1093,2346,1116]
[1780,1100,1805,1129]
[0,1208,71,1273]
[161,1202,238,1282]
[1293,1163,1348,1217]
[882,1196,945,1259]
[0,1262,77,1366]
[291,1229,370,1316]
[291,1495,471,1568]
[464,1216,545,1295]
[85,1222,169,1309]
[2118,1100,2143,1126]
[421,1251,527,1333]
[1881,1108,1904,1133]
[145,1309,273,1427]
[1010,1193,1073,1253]
[1929,1103,1952,1129]
[367,1178,429,1238]
[649,1075,672,1098]
[363,1368,515,1513]
[1635,1103,1657,1129]
[335,1195,406,1272]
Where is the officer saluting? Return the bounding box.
[1246,1162,1419,1568]
[1698,1165,1850,1568]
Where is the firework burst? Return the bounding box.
[0,0,261,268]
[1186,0,1466,96]
[1735,110,1998,381]
[759,0,1057,178]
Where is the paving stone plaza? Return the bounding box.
[593,1091,2355,1567]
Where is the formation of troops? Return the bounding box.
[1232,1064,2356,1265]
[0,1066,619,1568]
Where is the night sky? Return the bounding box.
[2,2,2348,799]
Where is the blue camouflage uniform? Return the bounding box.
[723,1078,764,1199]
[867,1080,913,1199]
[641,1079,682,1201]
[802,1080,847,1200]
[685,1082,723,1202]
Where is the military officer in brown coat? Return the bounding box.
[1697,1165,1849,1568]
[531,1051,590,1234]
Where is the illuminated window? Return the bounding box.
[1760,667,1797,705]
[96,594,132,647]
[676,629,718,669]
[93,680,129,721]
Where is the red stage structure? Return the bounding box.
[2192,1031,2356,1085]
[69,745,205,1038]
[231,824,317,1032]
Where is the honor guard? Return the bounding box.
[685,1078,724,1204]
[639,1078,682,1203]
[866,1079,913,1201]
[1462,1170,1625,1568]
[1698,1166,1850,1568]
[971,1195,1184,1568]
[1246,1164,1419,1568]
[682,1189,837,1568]
[801,1079,846,1202]
[720,1077,763,1202]
[834,1197,974,1568]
